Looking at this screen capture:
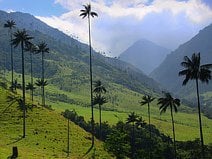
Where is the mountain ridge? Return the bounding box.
[119,38,170,74]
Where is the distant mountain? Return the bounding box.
[0,10,162,102]
[119,39,170,75]
[150,24,212,116]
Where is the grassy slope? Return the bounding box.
[0,87,113,159]
[4,72,212,144]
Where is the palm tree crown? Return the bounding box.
[4,20,16,29]
[93,95,107,106]
[126,112,139,124]
[158,92,180,114]
[140,95,155,106]
[12,29,33,47]
[179,53,212,85]
[80,4,98,19]
[93,80,106,94]
[37,42,49,54]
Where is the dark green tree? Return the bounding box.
[158,92,180,159]
[126,112,139,158]
[25,43,37,101]
[4,20,16,88]
[36,42,49,107]
[139,95,155,158]
[179,52,212,158]
[12,29,33,138]
[104,129,130,159]
[80,3,98,148]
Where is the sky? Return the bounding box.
[0,0,212,56]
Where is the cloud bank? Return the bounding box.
[37,0,212,56]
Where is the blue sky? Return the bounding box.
[0,0,212,56]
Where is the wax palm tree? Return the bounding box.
[179,52,212,158]
[93,80,106,94]
[26,82,36,101]
[12,29,33,138]
[93,95,107,139]
[25,43,37,102]
[157,92,180,159]
[80,4,98,147]
[36,42,49,107]
[10,79,21,93]
[4,20,16,88]
[35,79,48,106]
[140,95,155,158]
[126,112,139,159]
[93,80,107,139]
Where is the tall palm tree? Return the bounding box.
[139,95,155,159]
[80,3,98,148]
[36,42,49,107]
[179,53,212,158]
[93,95,107,139]
[93,80,107,139]
[126,112,139,159]
[25,43,37,102]
[4,20,16,88]
[12,29,33,138]
[11,79,21,91]
[26,82,36,101]
[35,78,48,105]
[157,92,180,159]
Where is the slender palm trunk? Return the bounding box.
[67,118,70,156]
[41,52,45,106]
[4,52,6,81]
[30,53,33,101]
[148,102,151,159]
[10,32,14,88]
[196,79,204,158]
[21,42,26,138]
[171,107,176,159]
[88,15,94,147]
[99,104,102,140]
[132,123,135,159]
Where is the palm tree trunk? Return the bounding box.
[21,42,26,138]
[196,79,204,158]
[67,118,70,156]
[4,52,6,82]
[41,52,45,106]
[99,104,102,140]
[30,53,33,102]
[88,15,94,148]
[171,107,176,159]
[132,123,135,159]
[148,102,151,159]
[10,32,14,89]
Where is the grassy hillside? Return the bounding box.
[3,72,212,144]
[0,86,113,158]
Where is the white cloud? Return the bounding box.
[37,0,212,56]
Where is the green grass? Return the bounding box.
[3,72,212,145]
[49,100,212,144]
[0,86,113,158]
